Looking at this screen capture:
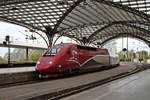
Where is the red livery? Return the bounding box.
[35,43,119,77]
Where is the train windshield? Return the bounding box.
[44,47,61,56]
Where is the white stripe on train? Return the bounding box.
[66,55,110,67]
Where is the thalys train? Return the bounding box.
[35,43,119,77]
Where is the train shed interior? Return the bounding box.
[0,0,150,100]
[0,0,149,47]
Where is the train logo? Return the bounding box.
[70,50,78,60]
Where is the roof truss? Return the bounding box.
[0,0,150,46]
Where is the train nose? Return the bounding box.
[35,60,54,73]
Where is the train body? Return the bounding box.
[35,43,119,76]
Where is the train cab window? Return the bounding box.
[44,48,60,56]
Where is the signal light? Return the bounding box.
[5,35,10,42]
[3,41,7,45]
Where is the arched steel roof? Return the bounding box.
[0,0,150,46]
[99,33,150,47]
[114,0,150,14]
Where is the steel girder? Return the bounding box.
[51,0,84,34]
[55,0,150,45]
[88,21,150,43]
[64,21,150,45]
[114,0,150,14]
[0,0,150,46]
[90,24,150,44]
[98,33,150,48]
[58,0,150,32]
[0,0,148,31]
[95,0,150,21]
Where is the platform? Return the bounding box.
[0,67,35,74]
[0,67,36,86]
[62,65,150,100]
[0,63,137,100]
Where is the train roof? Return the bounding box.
[53,43,108,51]
[54,43,75,47]
[77,45,97,51]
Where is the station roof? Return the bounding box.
[0,0,150,46]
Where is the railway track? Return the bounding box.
[0,79,41,89]
[0,65,118,89]
[0,63,149,100]
[27,63,150,100]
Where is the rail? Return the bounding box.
[27,64,150,100]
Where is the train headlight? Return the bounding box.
[37,61,40,65]
[58,65,62,68]
[48,61,53,64]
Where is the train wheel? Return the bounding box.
[64,68,72,76]
[73,68,79,74]
[64,68,79,76]
[69,69,73,73]
[38,74,43,79]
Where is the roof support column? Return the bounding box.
[45,27,55,47]
[26,47,28,62]
[82,37,89,45]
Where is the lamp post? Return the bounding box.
[127,35,128,59]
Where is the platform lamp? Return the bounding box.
[122,48,127,61]
[3,35,11,67]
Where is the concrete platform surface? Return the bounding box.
[0,63,136,100]
[0,67,35,74]
[62,66,150,100]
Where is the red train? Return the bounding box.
[35,43,119,77]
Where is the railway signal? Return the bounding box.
[3,35,11,67]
